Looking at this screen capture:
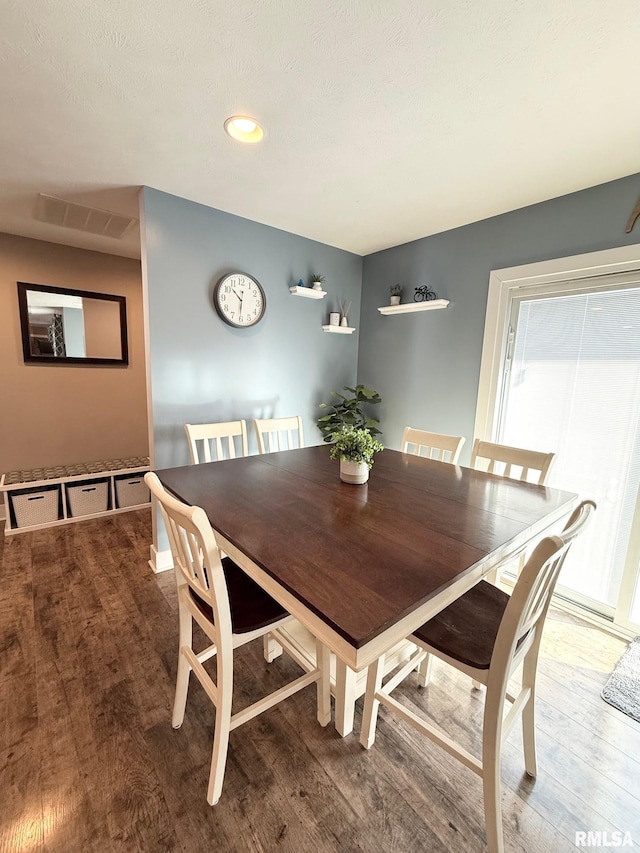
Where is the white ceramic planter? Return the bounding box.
[340,459,369,485]
[312,282,324,291]
[390,295,401,305]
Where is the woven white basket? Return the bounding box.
[12,487,60,527]
[115,476,150,508]
[67,480,109,517]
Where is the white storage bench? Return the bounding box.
[1,456,150,535]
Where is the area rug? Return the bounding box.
[602,637,640,723]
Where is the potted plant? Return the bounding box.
[317,384,382,443]
[330,426,384,484]
[390,284,403,306]
[310,273,326,291]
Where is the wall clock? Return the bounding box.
[213,272,266,328]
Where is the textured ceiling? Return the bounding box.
[1,0,639,260]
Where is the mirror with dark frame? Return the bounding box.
[17,282,129,366]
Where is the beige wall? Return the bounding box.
[0,233,148,473]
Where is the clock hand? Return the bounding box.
[232,288,243,303]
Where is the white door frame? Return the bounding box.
[474,243,640,637]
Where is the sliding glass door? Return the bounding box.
[494,275,640,630]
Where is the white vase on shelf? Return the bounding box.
[390,295,401,306]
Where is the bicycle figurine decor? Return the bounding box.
[414,285,438,302]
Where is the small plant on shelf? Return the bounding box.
[317,384,382,443]
[389,284,403,305]
[330,426,384,469]
[310,273,326,291]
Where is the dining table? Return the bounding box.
[156,445,577,736]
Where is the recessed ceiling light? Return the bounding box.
[224,116,264,144]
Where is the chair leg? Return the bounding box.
[482,746,505,853]
[517,550,526,578]
[263,633,283,663]
[206,655,233,806]
[482,689,505,853]
[206,702,232,805]
[360,656,385,749]
[486,566,499,586]
[172,605,193,728]
[416,652,433,687]
[522,653,538,777]
[316,639,331,727]
[488,548,525,588]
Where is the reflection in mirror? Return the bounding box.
[18,282,128,365]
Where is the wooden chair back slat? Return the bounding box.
[254,416,304,454]
[401,427,465,465]
[185,420,249,465]
[471,439,555,485]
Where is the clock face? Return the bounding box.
[214,272,266,328]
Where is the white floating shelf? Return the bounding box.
[378,299,450,315]
[322,325,356,334]
[290,286,326,299]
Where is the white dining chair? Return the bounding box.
[402,427,467,691]
[145,472,330,806]
[360,499,595,853]
[470,439,555,485]
[401,427,465,464]
[469,438,557,591]
[254,416,304,454]
[253,413,304,663]
[184,420,249,464]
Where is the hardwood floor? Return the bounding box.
[1,510,638,852]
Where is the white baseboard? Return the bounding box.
[149,545,173,573]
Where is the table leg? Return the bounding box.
[335,658,357,737]
[316,639,331,727]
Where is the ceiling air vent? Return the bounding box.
[36,194,137,239]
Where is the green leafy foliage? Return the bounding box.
[317,384,382,443]
[329,426,384,469]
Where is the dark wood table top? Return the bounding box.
[157,446,576,665]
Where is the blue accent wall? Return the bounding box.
[142,187,363,472]
[141,176,640,557]
[357,173,640,460]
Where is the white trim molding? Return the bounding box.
[474,244,640,443]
